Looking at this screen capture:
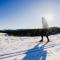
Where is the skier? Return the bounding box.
[40,17,50,42]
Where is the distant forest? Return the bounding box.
[0,27,60,36]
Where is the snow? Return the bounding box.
[0,33,60,60]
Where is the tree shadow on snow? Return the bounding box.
[23,43,47,60]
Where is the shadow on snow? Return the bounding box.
[23,43,47,60]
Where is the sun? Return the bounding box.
[44,13,53,21]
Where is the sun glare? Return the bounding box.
[44,13,53,21]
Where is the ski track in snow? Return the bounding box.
[0,33,60,60]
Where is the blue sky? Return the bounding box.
[0,0,60,29]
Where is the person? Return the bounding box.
[40,17,50,42]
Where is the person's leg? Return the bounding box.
[45,29,50,42]
[39,35,43,42]
[46,35,50,42]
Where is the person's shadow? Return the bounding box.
[23,43,47,60]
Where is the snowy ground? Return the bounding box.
[0,33,60,60]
